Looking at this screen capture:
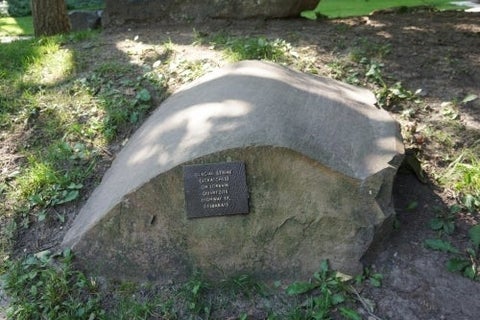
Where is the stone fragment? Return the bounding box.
[62,61,404,282]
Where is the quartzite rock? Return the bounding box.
[62,61,404,282]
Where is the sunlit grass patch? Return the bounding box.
[0,36,102,236]
[0,16,33,36]
[24,45,76,85]
[442,150,480,211]
[0,39,56,130]
[0,38,45,73]
[0,37,77,131]
[0,36,73,89]
[15,159,60,198]
[313,0,467,18]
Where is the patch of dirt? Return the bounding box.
[363,173,480,319]
[3,10,480,319]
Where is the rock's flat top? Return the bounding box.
[63,60,403,251]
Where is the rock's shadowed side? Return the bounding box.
[102,0,318,25]
[69,10,102,32]
[62,61,404,282]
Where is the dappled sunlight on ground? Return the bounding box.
[115,37,223,68]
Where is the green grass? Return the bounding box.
[2,250,105,319]
[314,0,467,18]
[0,37,67,130]
[0,31,169,317]
[442,151,480,211]
[200,34,297,63]
[0,16,33,36]
[0,31,161,257]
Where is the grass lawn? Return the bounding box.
[0,16,33,36]
[314,0,466,18]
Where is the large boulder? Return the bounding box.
[69,10,102,32]
[62,61,404,282]
[103,0,318,25]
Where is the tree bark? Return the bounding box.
[31,0,71,37]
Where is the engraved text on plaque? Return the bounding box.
[183,161,249,219]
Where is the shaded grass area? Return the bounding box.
[2,250,369,319]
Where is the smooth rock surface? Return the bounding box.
[103,0,318,25]
[63,61,404,282]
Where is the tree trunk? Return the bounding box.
[31,0,71,37]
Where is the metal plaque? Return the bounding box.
[183,161,249,219]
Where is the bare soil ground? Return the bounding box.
[2,10,480,320]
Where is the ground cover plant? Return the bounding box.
[1,3,479,320]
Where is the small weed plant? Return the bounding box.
[429,205,459,236]
[220,274,265,298]
[326,40,418,111]
[425,225,480,281]
[446,225,480,280]
[181,271,212,317]
[284,260,362,320]
[363,60,417,109]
